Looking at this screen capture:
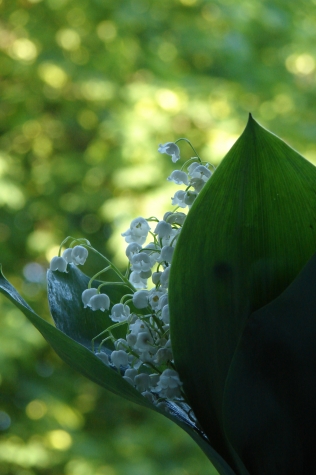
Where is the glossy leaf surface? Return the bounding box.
[169,115,316,470]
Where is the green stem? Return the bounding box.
[175,138,202,162]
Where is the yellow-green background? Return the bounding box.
[1,0,316,474]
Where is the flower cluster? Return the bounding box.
[50,245,89,272]
[50,140,213,417]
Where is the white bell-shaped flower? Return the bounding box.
[129,318,147,335]
[149,288,165,310]
[161,228,179,247]
[131,252,152,273]
[111,350,129,369]
[50,256,68,273]
[154,347,173,365]
[184,190,198,207]
[187,162,200,175]
[132,290,149,309]
[135,332,153,352]
[62,248,73,263]
[71,245,88,265]
[121,217,150,245]
[129,271,147,289]
[161,304,170,324]
[171,190,187,208]
[167,170,189,185]
[163,211,186,225]
[154,369,182,399]
[125,242,142,261]
[110,303,130,323]
[134,373,151,392]
[122,232,146,245]
[159,245,174,263]
[154,220,172,239]
[158,142,180,163]
[160,266,171,288]
[82,288,98,308]
[88,293,110,311]
[190,164,212,182]
[130,217,151,236]
[190,177,206,193]
[125,368,137,381]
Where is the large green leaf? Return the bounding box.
[0,266,237,475]
[169,115,316,471]
[223,251,316,475]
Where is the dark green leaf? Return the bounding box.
[223,252,316,475]
[169,115,316,470]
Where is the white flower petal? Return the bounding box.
[167,170,189,185]
[71,245,88,265]
[154,220,172,239]
[158,142,180,162]
[82,288,98,307]
[132,290,149,309]
[50,256,68,273]
[62,248,73,263]
[89,293,110,311]
[110,303,130,322]
[111,350,129,369]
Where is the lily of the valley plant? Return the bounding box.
[1,115,316,475]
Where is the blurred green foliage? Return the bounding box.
[1,0,316,473]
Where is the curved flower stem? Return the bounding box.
[58,236,90,256]
[120,296,133,305]
[88,266,111,288]
[180,157,201,171]
[175,138,202,162]
[85,245,134,291]
[92,320,129,352]
[98,281,129,293]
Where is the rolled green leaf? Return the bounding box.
[223,251,316,474]
[169,115,316,471]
